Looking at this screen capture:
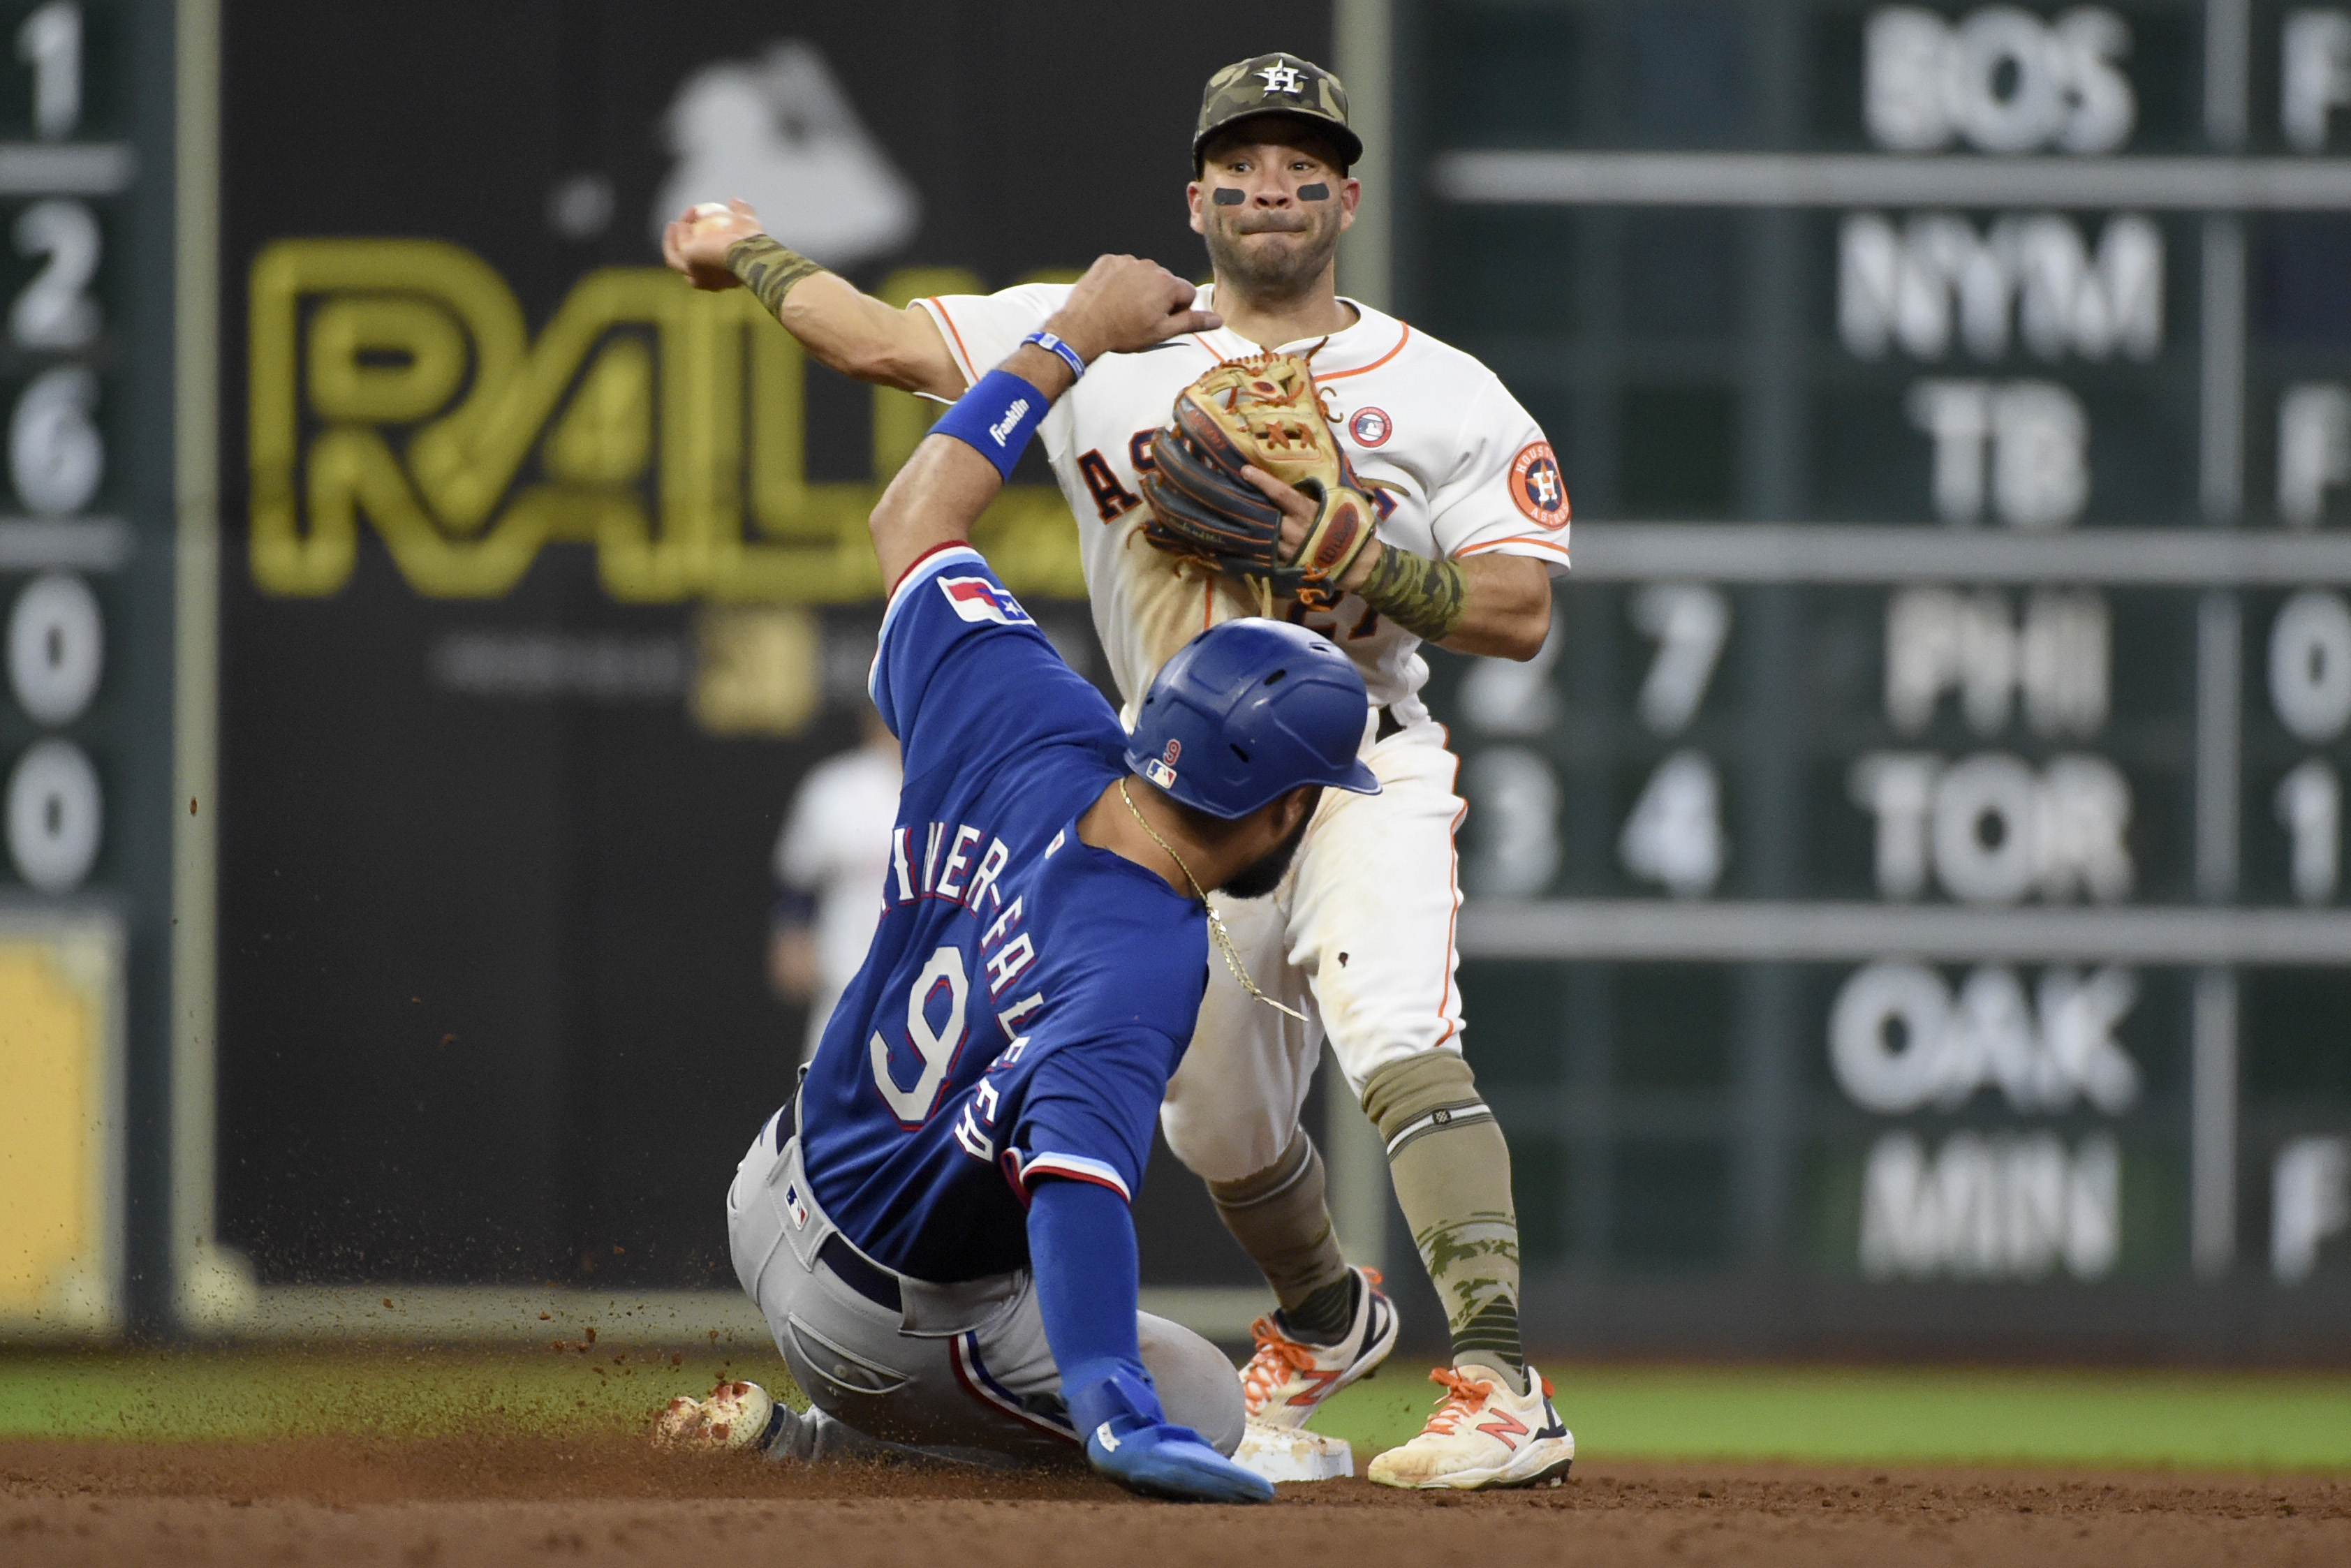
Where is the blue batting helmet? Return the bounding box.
[1125,621,1382,819]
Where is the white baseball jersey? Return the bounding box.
[915,284,1572,716]
[776,740,903,1053]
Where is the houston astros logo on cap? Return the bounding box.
[1508,441,1570,529]
[1193,52,1362,168]
[1350,407,1392,448]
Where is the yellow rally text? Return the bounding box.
[249,242,1083,603]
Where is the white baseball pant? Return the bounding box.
[1159,716,1466,1182]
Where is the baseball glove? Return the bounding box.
[1137,352,1378,612]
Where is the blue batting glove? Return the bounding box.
[1082,1413,1274,1504]
[1065,1365,1272,1504]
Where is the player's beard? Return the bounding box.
[1218,791,1320,901]
[1204,204,1343,309]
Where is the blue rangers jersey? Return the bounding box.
[793,544,1209,1285]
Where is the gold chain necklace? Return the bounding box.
[1118,778,1307,1023]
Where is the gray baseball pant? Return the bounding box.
[727,1109,1245,1467]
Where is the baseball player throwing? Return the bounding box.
[658,255,1383,1501]
[665,50,1574,1491]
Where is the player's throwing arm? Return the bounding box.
[663,198,968,400]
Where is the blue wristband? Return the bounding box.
[931,367,1047,482]
[1022,330,1087,382]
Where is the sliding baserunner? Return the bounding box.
[656,253,1379,1502]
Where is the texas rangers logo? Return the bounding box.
[1142,737,1180,790]
[1257,61,1305,94]
[938,575,1035,626]
[1349,407,1393,448]
[1508,442,1570,530]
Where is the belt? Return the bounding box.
[818,1231,904,1312]
[786,1079,908,1315]
[1375,704,1404,743]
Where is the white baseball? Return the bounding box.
[690,202,732,224]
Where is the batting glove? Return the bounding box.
[1069,1368,1273,1504]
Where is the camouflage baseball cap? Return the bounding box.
[1193,52,1361,169]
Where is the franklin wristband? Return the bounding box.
[931,367,1047,482]
[1022,330,1087,382]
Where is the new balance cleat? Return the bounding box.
[1238,1265,1397,1430]
[651,1379,790,1453]
[1364,1364,1574,1491]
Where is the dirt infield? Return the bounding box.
[1,1437,2343,1567]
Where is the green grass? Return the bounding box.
[0,1346,793,1442]
[3,1351,2345,1473]
[1313,1363,2351,1474]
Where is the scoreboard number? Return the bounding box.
[2269,591,2351,906]
[2269,590,2351,743]
[1628,584,1727,734]
[3,589,104,913]
[11,364,101,515]
[12,198,101,348]
[6,570,100,723]
[15,0,77,141]
[3,0,113,905]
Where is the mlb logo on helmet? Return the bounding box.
[1349,407,1392,448]
[939,574,1036,626]
[1508,441,1570,529]
[1124,620,1382,820]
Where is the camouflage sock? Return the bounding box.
[1281,1269,1358,1344]
[1206,1127,1353,1331]
[1362,1051,1528,1395]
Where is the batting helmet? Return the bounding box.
[1125,620,1381,820]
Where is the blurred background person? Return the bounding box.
[769,707,901,1060]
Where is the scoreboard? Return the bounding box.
[1401,0,2351,1343]
[0,0,182,1339]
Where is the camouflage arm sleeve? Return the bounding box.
[725,235,829,320]
[1351,541,1468,643]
